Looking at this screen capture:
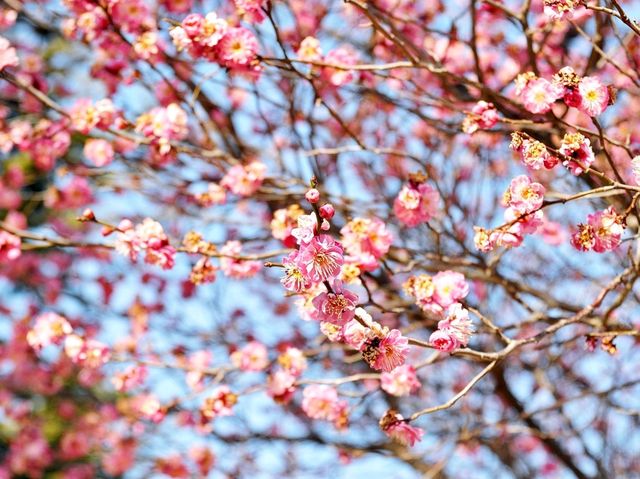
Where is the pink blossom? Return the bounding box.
[381,365,421,396]
[505,175,545,214]
[281,250,312,292]
[267,370,296,404]
[429,329,459,352]
[432,271,469,311]
[185,350,212,391]
[134,394,165,423]
[298,234,344,283]
[544,0,581,20]
[363,328,409,372]
[323,46,358,86]
[201,385,237,419]
[311,281,359,325]
[572,206,624,253]
[0,230,21,261]
[511,136,559,170]
[0,35,18,71]
[220,161,266,196]
[277,346,308,376]
[217,27,259,67]
[26,312,73,350]
[577,76,609,117]
[520,77,564,114]
[297,36,322,62]
[115,218,176,270]
[394,182,440,227]
[301,385,348,427]
[219,240,262,278]
[379,410,424,446]
[111,365,148,392]
[340,217,393,271]
[291,213,318,245]
[64,334,111,367]
[84,138,114,167]
[462,101,499,134]
[559,132,595,175]
[437,303,475,347]
[233,0,267,23]
[231,341,269,371]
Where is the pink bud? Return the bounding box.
[78,208,95,222]
[305,188,320,203]
[319,204,335,220]
[118,219,134,231]
[321,219,330,230]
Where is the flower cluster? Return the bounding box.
[544,0,582,21]
[230,341,269,371]
[462,101,499,134]
[170,13,259,69]
[114,218,177,270]
[516,68,612,117]
[510,133,559,171]
[135,103,188,164]
[403,270,469,315]
[394,177,440,227]
[200,386,237,421]
[220,160,267,197]
[571,206,625,253]
[474,175,545,251]
[267,347,307,404]
[559,132,595,175]
[301,385,349,429]
[26,312,72,350]
[219,240,262,278]
[429,303,475,352]
[340,216,393,271]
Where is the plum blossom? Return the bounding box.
[571,206,624,253]
[83,138,114,167]
[559,132,595,175]
[322,46,358,86]
[510,134,559,170]
[291,213,318,245]
[277,346,308,376]
[520,77,564,114]
[271,204,305,246]
[298,234,344,283]
[216,27,259,67]
[0,35,18,71]
[544,0,581,20]
[220,161,266,196]
[26,312,73,350]
[201,385,237,420]
[297,36,322,62]
[114,218,176,270]
[577,76,610,117]
[362,328,409,372]
[462,101,499,134]
[429,303,475,352]
[504,175,545,214]
[281,250,312,292]
[311,281,359,326]
[64,334,111,367]
[0,230,21,261]
[219,240,261,278]
[301,385,349,428]
[233,0,266,23]
[379,410,424,446]
[381,365,421,396]
[340,217,393,271]
[267,370,296,404]
[394,182,440,227]
[231,341,269,371]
